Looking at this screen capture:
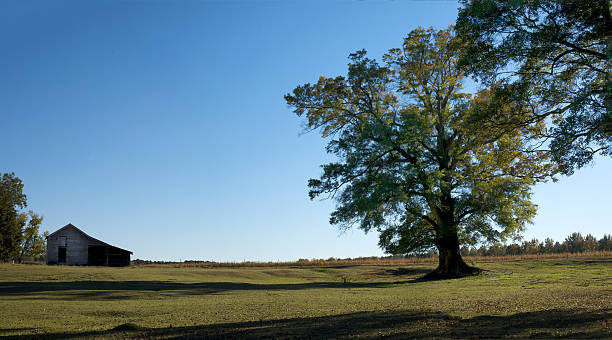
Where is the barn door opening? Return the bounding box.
[88,246,107,266]
[58,247,66,264]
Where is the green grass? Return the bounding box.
[1,258,611,339]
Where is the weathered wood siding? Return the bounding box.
[46,226,105,265]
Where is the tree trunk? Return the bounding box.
[424,228,480,279]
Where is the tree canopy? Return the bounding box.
[0,172,28,262]
[456,0,611,174]
[0,173,47,263]
[286,28,553,278]
[17,211,47,263]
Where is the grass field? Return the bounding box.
[1,257,611,339]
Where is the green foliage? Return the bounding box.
[17,211,47,263]
[286,28,552,257]
[0,173,27,262]
[456,0,611,174]
[0,173,47,263]
[460,232,612,256]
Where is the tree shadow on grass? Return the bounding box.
[581,258,612,264]
[5,308,610,339]
[0,329,34,335]
[383,267,432,276]
[0,264,492,300]
[0,279,415,300]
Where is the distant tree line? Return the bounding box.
[459,233,612,257]
[131,259,217,265]
[132,232,612,266]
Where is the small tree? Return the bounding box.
[598,235,612,251]
[0,173,27,262]
[286,28,553,278]
[17,211,47,263]
[583,234,598,252]
[565,232,585,253]
[543,237,555,253]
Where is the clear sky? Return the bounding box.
[1,0,610,262]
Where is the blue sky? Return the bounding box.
[1,1,610,261]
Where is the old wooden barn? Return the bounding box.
[46,223,132,266]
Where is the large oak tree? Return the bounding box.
[286,28,553,278]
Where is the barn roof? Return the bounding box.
[47,223,133,254]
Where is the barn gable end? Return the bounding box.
[46,224,132,266]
